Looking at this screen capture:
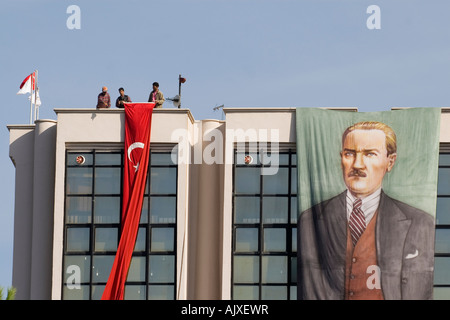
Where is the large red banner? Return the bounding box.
[102,102,155,300]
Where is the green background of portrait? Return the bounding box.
[295,107,441,217]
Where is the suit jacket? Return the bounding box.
[148,90,165,108]
[297,190,435,300]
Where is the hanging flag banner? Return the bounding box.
[296,107,441,300]
[102,102,155,300]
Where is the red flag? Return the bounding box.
[101,102,155,300]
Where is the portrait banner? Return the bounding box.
[295,107,441,300]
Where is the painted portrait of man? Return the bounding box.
[296,108,441,300]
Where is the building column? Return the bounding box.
[29,120,57,299]
[8,125,35,300]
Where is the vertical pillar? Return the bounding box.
[29,120,57,299]
[8,125,35,300]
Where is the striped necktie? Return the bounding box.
[349,198,366,246]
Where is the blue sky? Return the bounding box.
[1,0,450,292]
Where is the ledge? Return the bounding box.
[53,107,196,123]
[223,107,358,113]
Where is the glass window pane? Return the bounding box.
[292,228,297,252]
[151,153,176,165]
[124,285,146,300]
[234,197,260,223]
[263,228,286,252]
[150,167,177,194]
[433,287,450,300]
[261,256,287,283]
[291,197,298,224]
[127,256,146,282]
[94,196,120,224]
[63,255,90,283]
[235,228,258,252]
[91,285,105,300]
[262,197,288,223]
[94,228,118,252]
[438,168,450,196]
[148,285,174,300]
[261,286,287,300]
[437,198,450,225]
[134,227,146,252]
[263,168,289,194]
[151,228,174,252]
[233,285,259,300]
[235,167,260,194]
[150,197,176,223]
[95,168,121,194]
[66,228,90,252]
[290,286,297,300]
[233,256,259,283]
[434,257,450,285]
[66,167,92,194]
[291,167,297,194]
[435,229,450,254]
[291,257,297,283]
[291,153,297,166]
[96,152,122,165]
[234,197,260,224]
[140,196,149,224]
[63,284,90,300]
[92,256,115,283]
[67,153,93,166]
[278,153,290,166]
[66,196,92,224]
[439,154,450,166]
[149,255,175,283]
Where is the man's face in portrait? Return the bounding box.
[341,129,397,198]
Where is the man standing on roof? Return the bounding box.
[97,86,111,109]
[148,82,165,108]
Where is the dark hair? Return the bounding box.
[118,87,124,92]
[152,82,159,87]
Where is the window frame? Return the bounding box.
[62,148,178,300]
[231,147,297,300]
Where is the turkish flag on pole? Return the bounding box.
[102,102,155,300]
[17,72,36,95]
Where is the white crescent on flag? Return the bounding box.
[127,142,145,172]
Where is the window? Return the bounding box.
[232,149,297,300]
[62,150,177,300]
[434,153,450,300]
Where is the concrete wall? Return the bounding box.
[8,120,57,299]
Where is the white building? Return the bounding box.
[7,107,450,300]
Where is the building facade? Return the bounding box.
[7,107,450,300]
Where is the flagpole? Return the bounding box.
[34,70,38,121]
[29,72,33,124]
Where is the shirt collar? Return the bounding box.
[346,187,382,224]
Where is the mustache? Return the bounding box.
[348,169,367,178]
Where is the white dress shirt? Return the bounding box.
[346,187,382,226]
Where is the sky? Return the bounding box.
[1,0,450,292]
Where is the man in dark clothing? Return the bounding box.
[115,87,132,108]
